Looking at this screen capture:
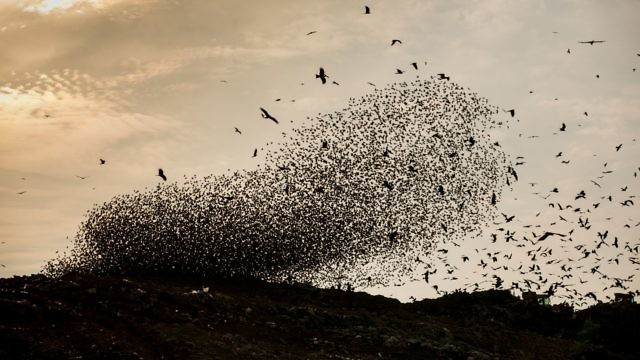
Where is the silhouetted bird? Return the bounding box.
[306,31,317,35]
[410,62,418,70]
[615,144,622,151]
[252,149,257,157]
[391,39,402,46]
[506,109,515,117]
[235,127,242,134]
[76,176,88,180]
[395,69,404,74]
[260,107,279,124]
[99,158,106,165]
[437,73,450,81]
[157,168,167,181]
[315,67,328,84]
[578,40,605,45]
[364,5,370,14]
[16,191,27,195]
[560,123,566,131]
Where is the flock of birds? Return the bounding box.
[19,5,640,306]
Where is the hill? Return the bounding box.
[1,273,638,359]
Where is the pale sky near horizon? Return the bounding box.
[1,0,639,305]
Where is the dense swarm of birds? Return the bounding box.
[43,78,512,287]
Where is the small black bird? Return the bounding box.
[506,109,515,117]
[437,73,450,81]
[395,69,404,74]
[560,123,566,131]
[99,158,106,165]
[260,107,279,124]
[234,127,242,134]
[391,39,402,46]
[157,168,167,181]
[315,67,328,84]
[76,175,88,180]
[252,149,257,157]
[615,144,623,151]
[364,5,370,14]
[306,31,317,35]
[578,40,605,45]
[410,62,418,70]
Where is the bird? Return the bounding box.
[578,40,605,45]
[491,193,497,205]
[502,213,515,222]
[410,62,418,70]
[76,176,88,180]
[99,158,106,165]
[364,5,370,14]
[252,149,257,157]
[157,168,167,181]
[260,107,279,124]
[615,144,622,151]
[395,69,404,74]
[16,191,27,195]
[567,48,571,54]
[315,67,328,84]
[234,127,242,134]
[391,39,402,46]
[506,109,515,117]
[306,31,317,35]
[560,123,566,131]
[437,73,450,81]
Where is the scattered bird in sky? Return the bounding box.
[76,176,88,180]
[260,107,279,124]
[437,73,450,81]
[252,149,257,158]
[332,81,340,85]
[16,191,27,195]
[364,5,370,14]
[157,168,167,181]
[578,40,605,45]
[506,109,515,117]
[567,48,571,54]
[391,39,402,46]
[410,62,418,70]
[560,123,566,131]
[306,31,317,35]
[615,144,623,151]
[234,127,242,134]
[315,67,328,84]
[99,158,106,165]
[395,69,404,74]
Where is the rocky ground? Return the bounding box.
[0,273,638,359]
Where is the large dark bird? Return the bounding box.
[260,107,279,124]
[157,168,167,181]
[315,67,328,84]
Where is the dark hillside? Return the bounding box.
[1,274,637,359]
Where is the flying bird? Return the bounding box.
[99,158,106,165]
[157,168,167,181]
[578,40,605,45]
[395,69,404,74]
[252,149,257,157]
[234,127,242,134]
[306,31,317,35]
[615,144,623,151]
[364,5,370,14]
[260,107,279,124]
[437,73,450,81]
[16,191,27,195]
[315,67,328,84]
[506,109,515,117]
[76,176,88,180]
[410,62,418,70]
[391,39,402,46]
[560,123,566,131]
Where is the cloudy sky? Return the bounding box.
[1,0,639,303]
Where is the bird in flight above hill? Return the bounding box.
[578,40,605,45]
[391,39,402,46]
[260,107,279,124]
[157,168,167,181]
[315,67,328,84]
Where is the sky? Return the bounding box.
[1,0,639,305]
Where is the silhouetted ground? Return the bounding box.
[1,273,638,359]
